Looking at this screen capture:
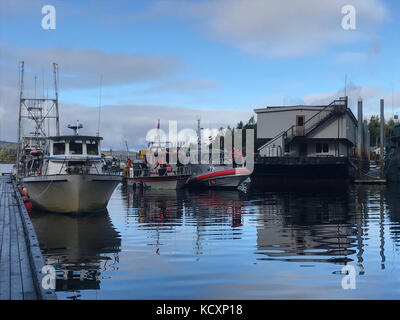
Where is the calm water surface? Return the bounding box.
[4,159,399,299]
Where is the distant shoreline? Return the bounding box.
[0,162,14,165]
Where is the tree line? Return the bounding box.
[367,116,396,147]
[0,147,16,163]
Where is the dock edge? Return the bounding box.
[11,177,57,300]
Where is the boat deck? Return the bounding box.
[0,175,56,300]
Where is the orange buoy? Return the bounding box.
[22,187,29,196]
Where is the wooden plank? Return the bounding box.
[13,198,36,300]
[9,193,23,300]
[0,179,11,300]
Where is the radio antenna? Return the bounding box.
[97,75,103,137]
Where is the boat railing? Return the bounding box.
[129,165,192,178]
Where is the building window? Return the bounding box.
[316,143,329,153]
[296,115,305,126]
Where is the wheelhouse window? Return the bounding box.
[69,140,83,154]
[86,140,99,155]
[53,141,65,155]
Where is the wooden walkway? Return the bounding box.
[0,175,56,300]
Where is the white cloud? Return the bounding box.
[0,42,184,89]
[60,104,253,150]
[303,83,400,119]
[0,83,253,149]
[156,0,387,58]
[136,79,220,94]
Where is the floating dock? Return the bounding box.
[354,179,387,184]
[0,175,56,300]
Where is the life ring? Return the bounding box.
[166,164,173,173]
[209,179,217,186]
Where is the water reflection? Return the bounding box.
[30,210,121,297]
[252,186,357,264]
[29,180,400,299]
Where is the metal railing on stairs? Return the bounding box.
[259,98,348,156]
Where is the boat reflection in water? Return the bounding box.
[29,180,400,299]
[123,184,360,264]
[124,186,246,230]
[30,210,121,298]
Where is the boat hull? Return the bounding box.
[188,168,250,188]
[385,156,400,182]
[127,175,190,190]
[23,174,121,213]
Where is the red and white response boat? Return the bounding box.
[188,164,251,188]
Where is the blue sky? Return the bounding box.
[0,0,399,149]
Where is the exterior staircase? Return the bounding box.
[259,98,348,156]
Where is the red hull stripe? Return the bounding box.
[130,176,188,182]
[192,168,250,181]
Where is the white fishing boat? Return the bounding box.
[22,123,121,213]
[16,62,120,214]
[125,120,191,190]
[127,164,191,190]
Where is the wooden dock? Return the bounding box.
[0,175,56,300]
[354,179,387,184]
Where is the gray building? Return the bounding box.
[254,98,358,158]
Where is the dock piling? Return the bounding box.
[380,99,385,178]
[357,98,364,178]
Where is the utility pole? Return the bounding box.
[380,99,385,178]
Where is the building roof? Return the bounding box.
[254,105,331,114]
[254,102,358,126]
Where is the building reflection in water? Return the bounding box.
[30,210,121,298]
[123,183,389,269]
[253,185,358,264]
[385,183,400,254]
[29,181,400,299]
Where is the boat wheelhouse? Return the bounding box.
[41,135,103,175]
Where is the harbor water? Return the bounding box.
[2,163,400,299]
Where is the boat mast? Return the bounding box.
[16,61,24,180]
[53,63,60,136]
[197,118,202,164]
[16,61,61,181]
